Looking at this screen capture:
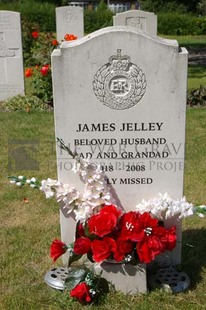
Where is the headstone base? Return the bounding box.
[94,262,147,294]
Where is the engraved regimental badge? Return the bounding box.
[93,49,146,110]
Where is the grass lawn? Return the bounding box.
[188,66,206,90]
[163,35,206,47]
[0,108,206,309]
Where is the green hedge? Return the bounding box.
[0,1,56,32]
[84,6,113,34]
[158,13,206,35]
[1,1,206,36]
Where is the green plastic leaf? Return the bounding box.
[87,251,94,263]
[68,253,82,267]
[65,267,87,290]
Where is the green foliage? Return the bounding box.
[32,66,53,104]
[24,31,59,104]
[158,13,206,35]
[140,0,199,13]
[187,85,206,106]
[2,95,48,111]
[84,2,113,34]
[28,32,57,66]
[0,0,56,32]
[197,0,206,15]
[140,0,187,13]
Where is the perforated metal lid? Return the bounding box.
[148,266,190,293]
[44,267,70,290]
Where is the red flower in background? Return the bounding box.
[40,65,50,76]
[50,239,67,262]
[25,68,33,77]
[64,33,78,41]
[70,282,91,303]
[32,31,39,39]
[52,39,58,46]
[74,237,91,255]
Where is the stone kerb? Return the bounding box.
[56,6,84,43]
[0,11,24,101]
[113,10,158,36]
[52,26,188,292]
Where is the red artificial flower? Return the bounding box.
[70,282,91,303]
[137,234,165,263]
[88,211,117,237]
[134,212,176,263]
[113,238,135,262]
[100,204,122,219]
[91,237,117,262]
[31,31,39,39]
[40,65,50,76]
[118,211,142,241]
[50,239,67,262]
[74,237,91,255]
[25,68,33,77]
[77,222,86,237]
[161,226,177,251]
[52,39,58,46]
[64,33,78,41]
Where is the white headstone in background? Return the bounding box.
[56,6,84,42]
[52,26,188,292]
[0,11,24,101]
[113,10,157,36]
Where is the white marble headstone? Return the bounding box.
[113,10,157,36]
[56,6,84,42]
[0,11,24,101]
[52,26,188,292]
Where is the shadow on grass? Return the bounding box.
[181,228,206,289]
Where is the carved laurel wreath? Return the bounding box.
[93,61,147,110]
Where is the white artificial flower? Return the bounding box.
[30,177,36,182]
[30,184,36,188]
[56,184,79,206]
[16,182,22,186]
[10,180,16,184]
[18,175,24,180]
[73,203,93,222]
[26,179,31,184]
[197,213,205,218]
[40,179,57,198]
[135,192,194,221]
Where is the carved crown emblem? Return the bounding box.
[93,49,147,110]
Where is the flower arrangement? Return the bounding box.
[9,139,195,304]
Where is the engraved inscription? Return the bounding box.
[93,49,147,110]
[64,11,77,24]
[109,76,130,95]
[0,14,17,30]
[126,17,146,31]
[0,34,15,57]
